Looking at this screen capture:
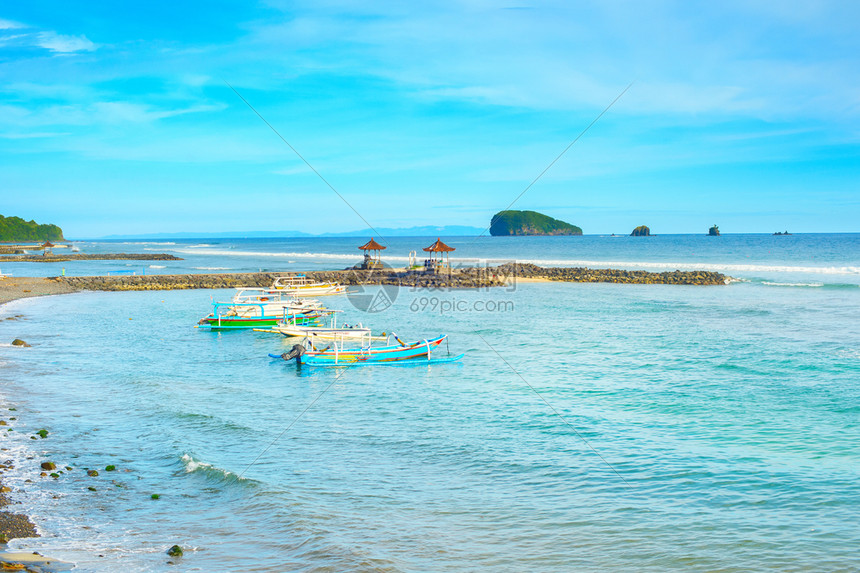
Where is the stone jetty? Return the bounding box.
[495,262,728,285]
[57,264,728,293]
[0,253,181,263]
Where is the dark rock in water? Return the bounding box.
[87,486,97,491]
[167,545,183,557]
[10,339,30,347]
[151,494,160,500]
[40,461,56,471]
[105,465,116,471]
[87,469,99,477]
[708,224,720,236]
[36,429,48,439]
[630,225,651,236]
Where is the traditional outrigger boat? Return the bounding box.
[198,303,324,330]
[198,302,326,331]
[230,288,324,312]
[269,334,464,366]
[255,310,385,341]
[197,288,326,330]
[271,274,348,296]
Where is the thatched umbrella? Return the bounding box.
[423,238,455,271]
[358,238,386,267]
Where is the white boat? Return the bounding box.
[264,310,384,341]
[230,288,324,315]
[271,274,347,296]
[196,289,326,330]
[270,333,465,366]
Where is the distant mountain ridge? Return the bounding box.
[96,225,485,240]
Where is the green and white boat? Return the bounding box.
[197,288,325,330]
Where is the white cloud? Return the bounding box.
[36,31,96,53]
[0,18,24,29]
[0,100,225,128]
[0,131,70,139]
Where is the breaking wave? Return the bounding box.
[762,281,824,288]
[509,259,860,276]
[173,248,411,262]
[180,453,251,485]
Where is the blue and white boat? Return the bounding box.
[270,333,464,366]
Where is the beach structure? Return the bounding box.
[41,240,55,256]
[357,238,386,270]
[423,238,455,273]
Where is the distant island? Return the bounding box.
[489,210,582,236]
[631,225,651,236]
[708,224,720,236]
[0,215,64,242]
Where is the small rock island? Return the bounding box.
[489,210,582,236]
[631,225,650,236]
[708,225,720,236]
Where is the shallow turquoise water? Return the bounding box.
[1,235,859,571]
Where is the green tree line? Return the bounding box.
[0,215,64,242]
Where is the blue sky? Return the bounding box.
[1,1,858,237]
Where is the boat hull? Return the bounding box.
[274,326,373,340]
[299,335,446,365]
[199,313,322,330]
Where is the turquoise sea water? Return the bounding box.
[1,235,859,571]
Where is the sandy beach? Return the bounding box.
[0,277,78,307]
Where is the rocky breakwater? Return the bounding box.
[310,267,506,289]
[56,263,728,293]
[62,272,282,292]
[61,268,507,292]
[0,253,182,263]
[497,263,729,285]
